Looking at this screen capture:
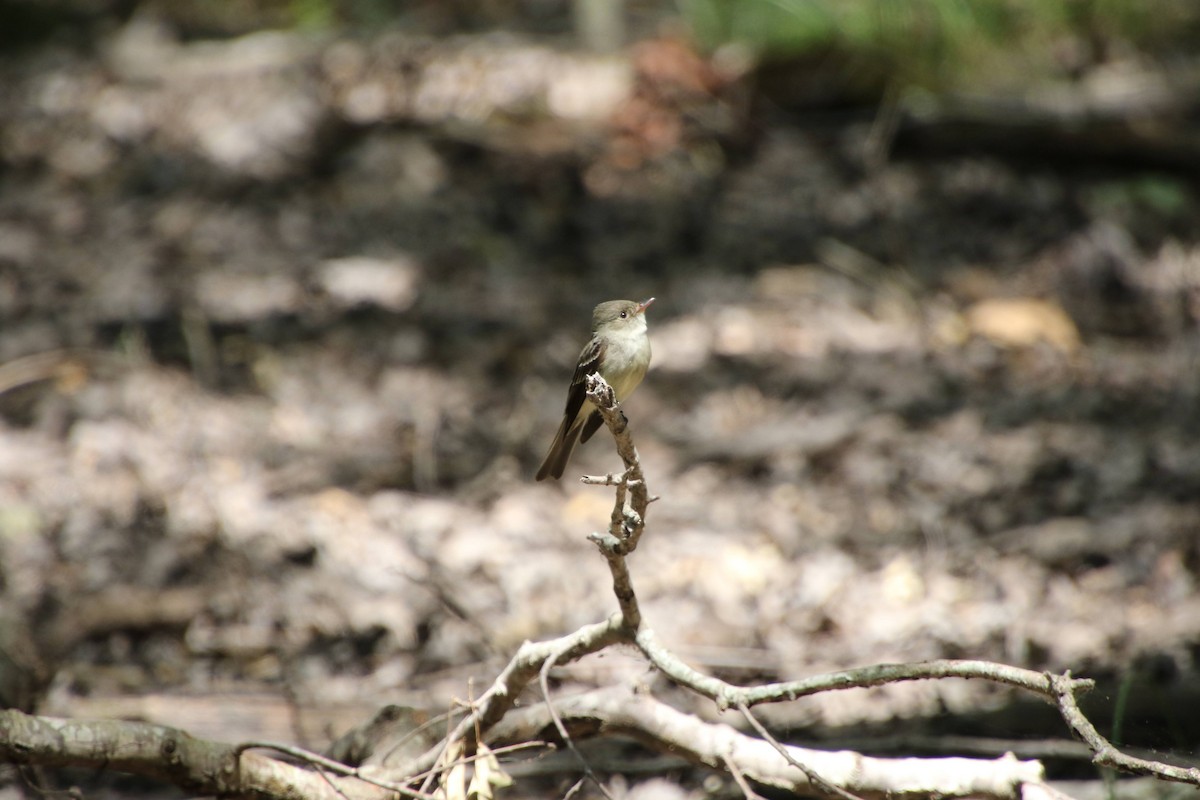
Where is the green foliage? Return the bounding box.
[679,0,1200,91]
[291,0,337,30]
[289,0,404,30]
[1083,176,1194,231]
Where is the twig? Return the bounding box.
[631,630,1200,789]
[235,741,434,800]
[724,749,768,800]
[371,707,464,770]
[416,703,458,796]
[582,374,651,554]
[538,647,615,800]
[562,776,587,800]
[312,762,354,800]
[401,614,630,780]
[402,742,546,789]
[0,349,103,397]
[1049,672,1200,785]
[736,703,864,800]
[581,471,627,486]
[634,631,1095,713]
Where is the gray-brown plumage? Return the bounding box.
[536,298,653,481]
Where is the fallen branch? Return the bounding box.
[486,686,1045,800]
[0,710,399,800]
[633,633,1096,710]
[389,614,628,778]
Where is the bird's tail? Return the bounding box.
[535,416,583,481]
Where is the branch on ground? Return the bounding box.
[0,709,405,800]
[487,685,1045,800]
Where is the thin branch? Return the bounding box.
[582,373,650,554]
[724,750,768,800]
[313,762,354,800]
[1048,672,1200,786]
[630,629,1200,789]
[401,742,547,790]
[587,529,641,629]
[538,646,615,800]
[580,373,654,629]
[736,703,864,800]
[397,614,630,780]
[563,776,587,800]
[634,629,1095,712]
[405,743,549,791]
[416,707,459,796]
[581,471,628,486]
[235,741,434,800]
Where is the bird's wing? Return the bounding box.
[561,335,605,424]
[579,409,604,443]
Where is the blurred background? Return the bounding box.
[2,0,1200,796]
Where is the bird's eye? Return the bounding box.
[619,311,628,318]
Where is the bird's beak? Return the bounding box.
[636,297,655,315]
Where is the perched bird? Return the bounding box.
[536,298,654,481]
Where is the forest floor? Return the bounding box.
[2,10,1199,799]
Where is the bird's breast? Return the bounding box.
[601,335,651,401]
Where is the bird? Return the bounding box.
[535,298,654,481]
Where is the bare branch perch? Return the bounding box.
[579,373,654,629]
[582,373,651,554]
